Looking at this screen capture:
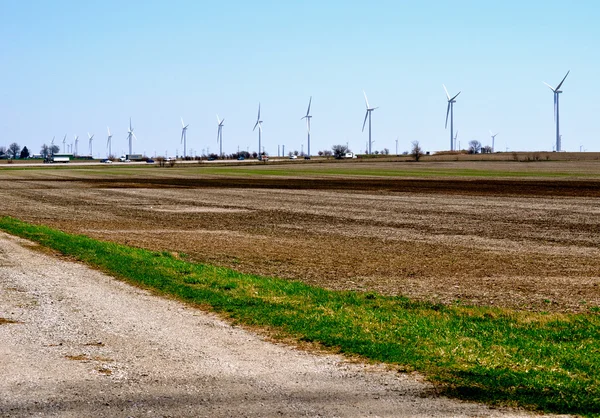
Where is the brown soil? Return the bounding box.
[1,162,599,313]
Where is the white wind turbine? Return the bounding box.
[107,127,113,157]
[50,136,55,157]
[74,135,79,156]
[253,103,263,159]
[180,118,189,158]
[443,84,461,151]
[126,118,137,155]
[543,70,570,152]
[216,115,224,157]
[88,132,94,156]
[301,97,312,158]
[489,130,499,153]
[362,91,378,155]
[62,134,67,153]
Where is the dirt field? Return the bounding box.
[1,160,599,313]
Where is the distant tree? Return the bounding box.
[40,144,49,158]
[374,150,380,155]
[411,141,423,162]
[293,150,299,156]
[481,145,493,154]
[468,140,482,154]
[19,146,30,159]
[50,144,59,156]
[288,151,293,157]
[8,142,21,159]
[252,152,258,159]
[323,150,332,157]
[383,148,390,155]
[318,150,324,156]
[332,144,349,159]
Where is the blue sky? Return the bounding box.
[1,0,598,157]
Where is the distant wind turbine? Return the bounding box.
[50,136,55,156]
[253,103,263,159]
[62,134,67,153]
[489,130,499,153]
[74,135,79,156]
[454,131,459,150]
[362,91,378,155]
[107,127,113,157]
[543,70,570,152]
[301,97,312,158]
[180,118,189,158]
[88,132,94,156]
[216,115,224,157]
[126,118,137,155]
[443,84,461,151]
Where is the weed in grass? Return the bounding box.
[1,216,600,416]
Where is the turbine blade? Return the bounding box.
[253,121,259,131]
[443,84,450,100]
[451,91,461,101]
[257,103,261,122]
[556,70,570,90]
[362,111,369,132]
[217,114,220,124]
[543,81,556,92]
[181,117,185,128]
[306,96,312,116]
[363,91,370,109]
[132,133,137,141]
[489,130,493,136]
[445,103,450,129]
[181,130,184,143]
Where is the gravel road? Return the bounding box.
[0,233,543,417]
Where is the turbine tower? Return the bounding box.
[74,135,79,156]
[543,70,570,152]
[88,132,94,156]
[362,91,378,154]
[50,136,55,157]
[489,130,499,153]
[253,103,263,159]
[107,127,113,157]
[443,84,461,151]
[180,118,189,158]
[126,118,137,155]
[216,115,224,157]
[301,97,312,158]
[454,131,459,150]
[62,134,67,153]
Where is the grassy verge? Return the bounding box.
[1,216,599,416]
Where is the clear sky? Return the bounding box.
[1,0,598,157]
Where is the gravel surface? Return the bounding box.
[0,233,546,417]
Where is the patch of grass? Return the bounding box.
[1,216,600,416]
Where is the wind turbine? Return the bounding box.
[543,70,570,152]
[301,97,312,158]
[253,103,263,159]
[489,130,499,153]
[74,135,79,156]
[107,127,113,157]
[62,134,67,153]
[50,136,55,157]
[216,115,224,157]
[454,131,459,150]
[126,118,137,155]
[362,91,378,154]
[88,132,94,156]
[443,84,461,151]
[180,118,189,158]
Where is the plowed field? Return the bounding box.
[1,160,599,313]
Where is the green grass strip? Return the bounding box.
[1,216,599,416]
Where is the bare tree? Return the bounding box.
[411,141,423,162]
[332,144,349,159]
[468,140,482,154]
[8,142,21,159]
